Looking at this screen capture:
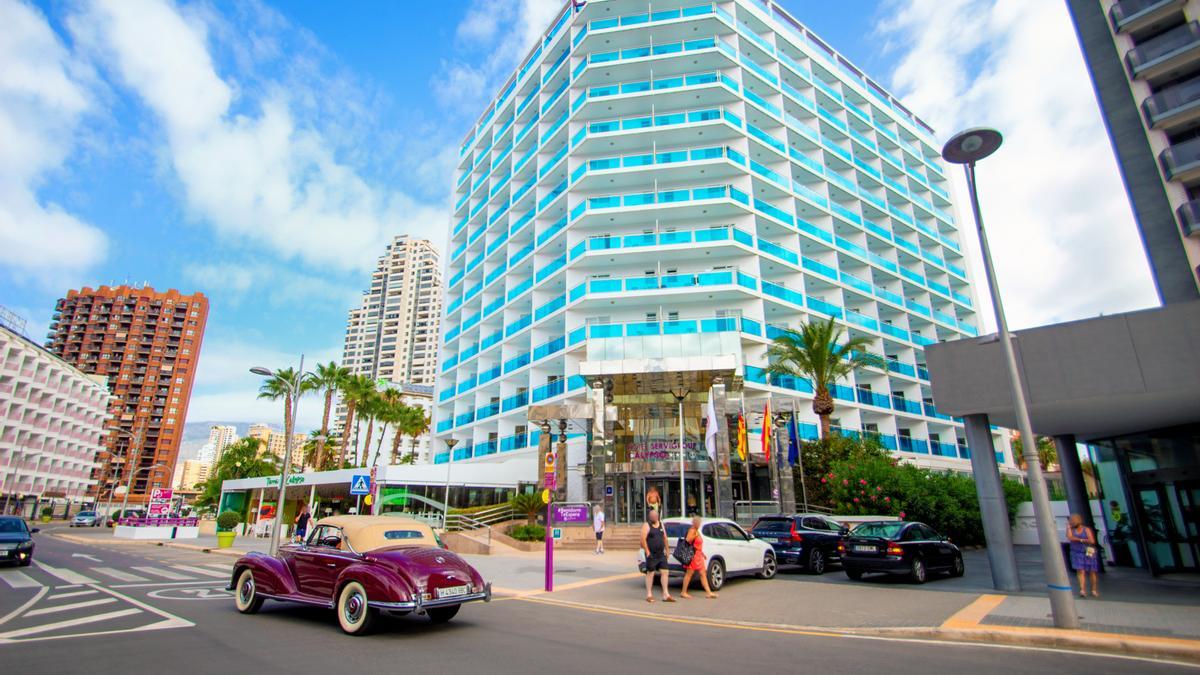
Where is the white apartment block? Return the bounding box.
[206,424,238,464]
[1,323,112,507]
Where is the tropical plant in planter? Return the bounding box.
[216,510,242,548]
[40,506,53,523]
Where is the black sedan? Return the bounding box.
[0,516,39,566]
[839,521,963,583]
[751,514,847,574]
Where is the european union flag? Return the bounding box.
[787,415,800,466]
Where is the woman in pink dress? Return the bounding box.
[680,515,718,599]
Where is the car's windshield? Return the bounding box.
[77,511,96,517]
[752,518,792,532]
[851,522,906,539]
[0,518,27,533]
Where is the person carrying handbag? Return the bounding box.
[679,516,717,599]
[1067,513,1100,598]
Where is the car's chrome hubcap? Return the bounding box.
[345,592,364,623]
[239,577,253,603]
[813,552,824,572]
[765,556,776,574]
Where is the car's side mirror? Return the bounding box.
[839,526,850,536]
[30,528,40,534]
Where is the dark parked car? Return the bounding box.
[0,516,39,566]
[751,514,847,574]
[839,521,964,583]
[229,515,490,635]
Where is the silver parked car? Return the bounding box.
[71,511,99,527]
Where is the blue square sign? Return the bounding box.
[350,474,371,496]
[605,485,614,497]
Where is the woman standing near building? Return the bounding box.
[1067,513,1100,598]
[680,515,717,599]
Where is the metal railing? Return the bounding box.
[442,513,494,547]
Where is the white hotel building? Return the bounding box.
[434,0,1015,518]
[1,323,112,513]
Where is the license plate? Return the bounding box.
[853,545,876,553]
[773,538,788,544]
[436,584,470,599]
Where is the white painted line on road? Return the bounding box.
[45,590,98,601]
[90,567,149,582]
[33,562,97,585]
[169,565,227,578]
[24,598,118,617]
[0,569,42,589]
[0,588,47,627]
[131,566,193,580]
[200,563,232,571]
[0,608,141,640]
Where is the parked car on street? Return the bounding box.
[0,516,38,566]
[751,513,847,574]
[638,517,777,591]
[106,508,146,526]
[839,521,964,584]
[71,510,100,527]
[228,515,491,635]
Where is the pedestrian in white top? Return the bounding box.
[593,504,606,554]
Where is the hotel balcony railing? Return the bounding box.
[1126,21,1200,76]
[1177,199,1200,237]
[1110,0,1185,32]
[1160,135,1200,180]
[1143,75,1200,127]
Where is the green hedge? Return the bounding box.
[508,524,545,542]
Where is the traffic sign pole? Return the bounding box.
[545,500,553,593]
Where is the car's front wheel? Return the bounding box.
[950,553,965,578]
[807,548,826,575]
[234,568,264,614]
[427,605,460,623]
[707,558,726,591]
[337,581,377,636]
[757,552,777,579]
[909,557,927,584]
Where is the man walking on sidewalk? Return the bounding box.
[641,510,674,603]
[593,504,605,554]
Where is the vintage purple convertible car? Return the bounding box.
[228,515,490,635]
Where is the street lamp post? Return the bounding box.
[942,128,1079,629]
[442,438,459,528]
[116,462,167,525]
[670,387,690,518]
[102,426,143,526]
[250,356,306,556]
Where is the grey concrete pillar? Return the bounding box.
[588,381,608,514]
[711,379,734,519]
[964,413,1021,592]
[1055,434,1095,533]
[775,423,796,514]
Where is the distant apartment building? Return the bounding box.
[1,322,112,513]
[247,423,306,463]
[1069,0,1200,301]
[46,285,209,505]
[206,424,238,463]
[172,458,210,491]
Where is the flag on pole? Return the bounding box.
[704,396,719,462]
[761,400,772,462]
[736,414,748,461]
[787,415,800,466]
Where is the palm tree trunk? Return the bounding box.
[282,395,293,465]
[812,386,835,439]
[818,414,831,440]
[316,390,333,470]
[371,423,388,467]
[361,419,375,468]
[390,431,404,464]
[338,401,356,469]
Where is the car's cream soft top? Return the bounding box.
[316,515,438,552]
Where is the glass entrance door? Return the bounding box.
[1134,482,1200,573]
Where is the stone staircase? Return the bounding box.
[554,524,644,550]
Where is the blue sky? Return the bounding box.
[1,0,1159,432]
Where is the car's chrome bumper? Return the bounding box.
[370,582,491,612]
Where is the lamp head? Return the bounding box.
[249,366,274,377]
[445,438,459,449]
[941,127,1003,164]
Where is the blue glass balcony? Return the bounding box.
[532,379,565,402]
[892,396,922,415]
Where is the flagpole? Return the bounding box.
[791,398,809,512]
[740,396,751,508]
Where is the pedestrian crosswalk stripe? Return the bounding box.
[201,563,232,571]
[33,562,97,585]
[45,589,98,601]
[0,608,141,640]
[91,568,149,582]
[169,565,227,578]
[131,566,192,581]
[0,569,41,589]
[24,598,118,617]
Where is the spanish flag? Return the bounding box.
[761,400,772,462]
[736,414,748,461]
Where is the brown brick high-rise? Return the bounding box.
[46,285,209,506]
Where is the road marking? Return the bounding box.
[200,563,232,571]
[941,594,1007,629]
[0,588,47,627]
[24,598,118,617]
[0,569,42,589]
[71,554,102,563]
[0,609,141,640]
[169,565,227,578]
[45,590,98,601]
[131,566,193,580]
[34,562,97,585]
[90,567,149,582]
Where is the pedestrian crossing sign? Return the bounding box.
[350,474,371,496]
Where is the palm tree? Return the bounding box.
[399,405,430,463]
[388,403,413,464]
[301,430,340,471]
[337,374,375,468]
[764,317,885,439]
[357,389,382,468]
[310,362,349,472]
[369,389,403,467]
[256,367,311,448]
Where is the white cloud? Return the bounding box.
[875,0,1159,330]
[0,0,108,287]
[182,261,360,309]
[67,0,445,272]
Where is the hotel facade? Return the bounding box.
[434,0,1015,521]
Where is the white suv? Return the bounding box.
[642,517,777,590]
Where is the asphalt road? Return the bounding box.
[1,529,1195,675]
